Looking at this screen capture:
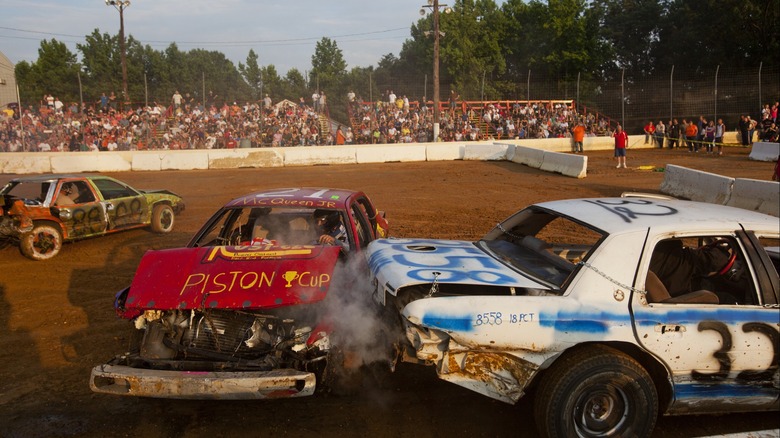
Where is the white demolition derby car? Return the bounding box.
[366,195,779,438]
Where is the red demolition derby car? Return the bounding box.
[90,187,389,399]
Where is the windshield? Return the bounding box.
[189,205,350,249]
[480,207,605,289]
[0,181,54,206]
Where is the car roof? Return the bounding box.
[223,187,363,210]
[535,197,779,235]
[9,174,100,183]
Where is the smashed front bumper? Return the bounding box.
[90,363,316,399]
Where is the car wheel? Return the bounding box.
[533,344,658,438]
[19,223,63,261]
[150,204,174,233]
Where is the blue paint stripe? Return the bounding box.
[539,318,610,333]
[538,310,628,334]
[421,314,474,332]
[634,308,780,327]
[675,382,779,399]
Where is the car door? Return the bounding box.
[632,230,780,414]
[91,178,149,230]
[55,179,108,239]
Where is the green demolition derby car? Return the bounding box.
[0,174,185,260]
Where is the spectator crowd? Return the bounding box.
[1,88,612,152]
[638,101,778,156]
[3,90,774,153]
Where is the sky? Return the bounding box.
[0,0,445,75]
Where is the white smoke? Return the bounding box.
[304,253,406,402]
[320,255,400,376]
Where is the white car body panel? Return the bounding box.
[368,197,780,412]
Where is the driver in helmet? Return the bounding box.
[313,209,349,252]
[56,183,77,206]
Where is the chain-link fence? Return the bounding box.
[363,64,779,135]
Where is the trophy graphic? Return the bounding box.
[282,271,298,288]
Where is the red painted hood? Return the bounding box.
[120,244,342,317]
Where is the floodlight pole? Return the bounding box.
[421,0,449,142]
[106,0,130,108]
[433,0,441,141]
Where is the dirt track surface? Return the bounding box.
[1,146,778,437]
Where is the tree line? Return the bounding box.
[14,0,778,125]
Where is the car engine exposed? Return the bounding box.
[121,308,330,373]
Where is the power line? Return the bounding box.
[0,25,410,47]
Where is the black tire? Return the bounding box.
[534,345,658,438]
[150,204,174,233]
[19,223,63,261]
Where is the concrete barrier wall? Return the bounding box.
[425,142,463,161]
[540,151,588,178]
[356,144,427,164]
[660,164,734,205]
[511,145,545,168]
[659,164,780,217]
[501,142,587,178]
[726,178,780,217]
[282,146,355,167]
[1,154,53,174]
[208,149,284,169]
[5,136,775,215]
[463,143,511,161]
[748,142,780,162]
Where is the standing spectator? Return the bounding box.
[335,125,345,145]
[654,120,666,148]
[738,115,750,146]
[643,120,655,144]
[571,122,585,153]
[449,90,459,115]
[100,93,109,113]
[704,120,715,153]
[312,90,320,112]
[685,120,698,152]
[53,97,64,115]
[696,116,707,147]
[319,91,327,114]
[667,119,680,149]
[172,90,183,112]
[715,118,726,156]
[613,124,629,169]
[747,116,757,145]
[263,94,272,110]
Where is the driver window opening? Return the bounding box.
[646,236,755,305]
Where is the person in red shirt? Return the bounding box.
[644,120,655,144]
[613,124,629,168]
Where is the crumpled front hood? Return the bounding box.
[119,244,341,318]
[367,238,549,294]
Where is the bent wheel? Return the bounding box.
[533,345,658,438]
[150,204,175,233]
[20,224,63,261]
